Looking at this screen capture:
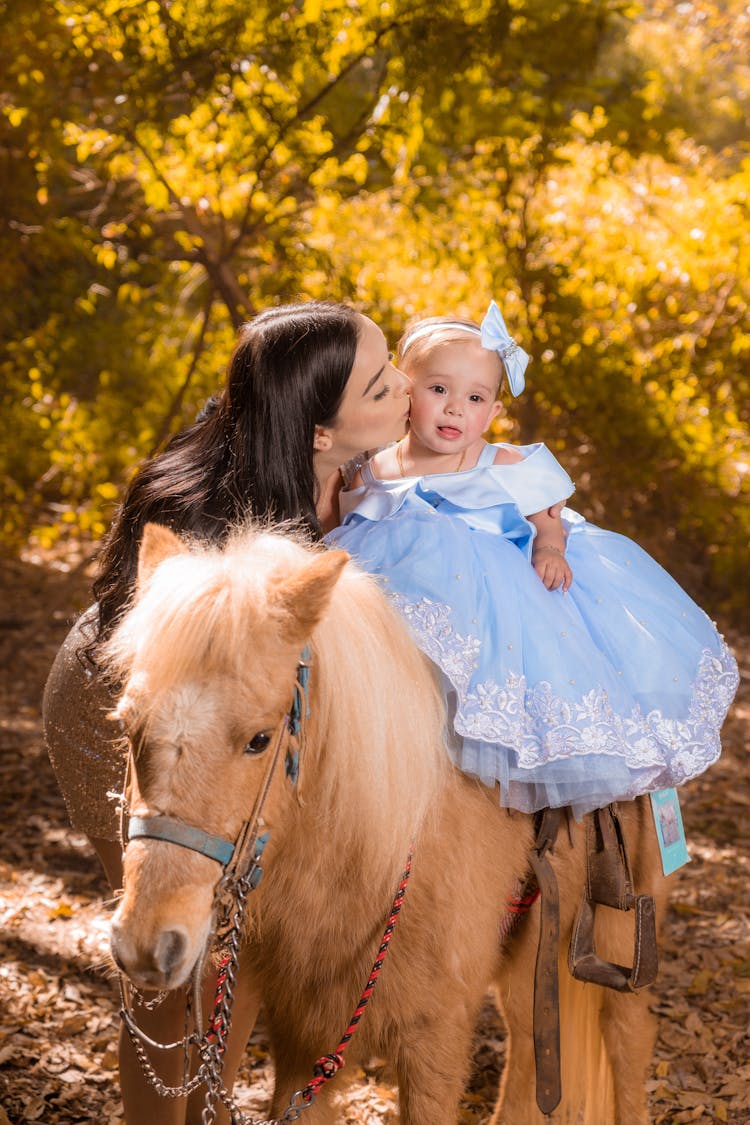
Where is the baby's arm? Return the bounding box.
[491,445,572,590]
[528,506,573,591]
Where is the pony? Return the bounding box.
[106,522,668,1124]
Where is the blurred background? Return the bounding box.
[2,0,748,625]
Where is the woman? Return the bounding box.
[43,300,410,1125]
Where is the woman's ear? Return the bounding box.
[313,425,333,452]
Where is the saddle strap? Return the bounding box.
[529,808,563,1116]
[586,803,634,909]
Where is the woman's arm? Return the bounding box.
[528,506,573,591]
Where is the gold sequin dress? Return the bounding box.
[43,606,126,841]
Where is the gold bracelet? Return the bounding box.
[532,545,566,559]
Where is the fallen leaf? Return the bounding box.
[2,557,750,1125]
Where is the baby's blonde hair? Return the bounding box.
[397,316,505,393]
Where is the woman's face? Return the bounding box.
[326,315,411,460]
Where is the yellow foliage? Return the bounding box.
[1,0,748,621]
[95,245,117,270]
[96,482,120,500]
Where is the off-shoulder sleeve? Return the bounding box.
[487,443,575,516]
[338,482,367,521]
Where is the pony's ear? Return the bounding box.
[137,523,187,590]
[270,549,349,642]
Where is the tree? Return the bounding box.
[1,0,748,619]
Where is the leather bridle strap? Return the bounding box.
[126,703,291,876]
[124,650,312,876]
[223,707,292,883]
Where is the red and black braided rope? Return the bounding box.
[205,953,232,1049]
[302,850,414,1102]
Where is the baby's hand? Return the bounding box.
[532,548,573,592]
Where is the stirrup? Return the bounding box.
[568,804,658,992]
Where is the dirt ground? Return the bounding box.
[0,548,748,1124]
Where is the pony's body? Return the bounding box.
[107,524,667,1124]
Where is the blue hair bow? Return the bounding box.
[480,300,530,397]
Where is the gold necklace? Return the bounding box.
[396,441,466,478]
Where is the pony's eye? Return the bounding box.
[244,732,271,755]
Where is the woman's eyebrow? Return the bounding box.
[362,365,386,397]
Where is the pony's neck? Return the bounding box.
[296,569,448,885]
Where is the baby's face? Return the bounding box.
[406,339,504,455]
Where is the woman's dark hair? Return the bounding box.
[92,300,360,648]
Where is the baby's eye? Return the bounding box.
[469,394,484,403]
[430,384,447,395]
[374,384,390,401]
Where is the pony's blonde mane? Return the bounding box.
[104,525,450,879]
[104,528,309,695]
[307,554,449,875]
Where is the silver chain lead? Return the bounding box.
[120,864,315,1125]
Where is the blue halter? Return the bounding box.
[128,815,237,867]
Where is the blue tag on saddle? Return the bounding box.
[650,788,690,876]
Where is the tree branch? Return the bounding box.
[149,290,217,455]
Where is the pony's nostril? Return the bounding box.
[110,923,129,972]
[154,929,188,975]
[111,944,126,973]
[109,924,190,988]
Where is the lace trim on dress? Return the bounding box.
[390,593,739,782]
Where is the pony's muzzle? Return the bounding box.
[111,919,195,990]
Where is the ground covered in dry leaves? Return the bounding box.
[1,550,748,1124]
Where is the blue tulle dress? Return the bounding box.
[328,442,739,818]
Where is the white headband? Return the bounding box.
[400,321,480,356]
